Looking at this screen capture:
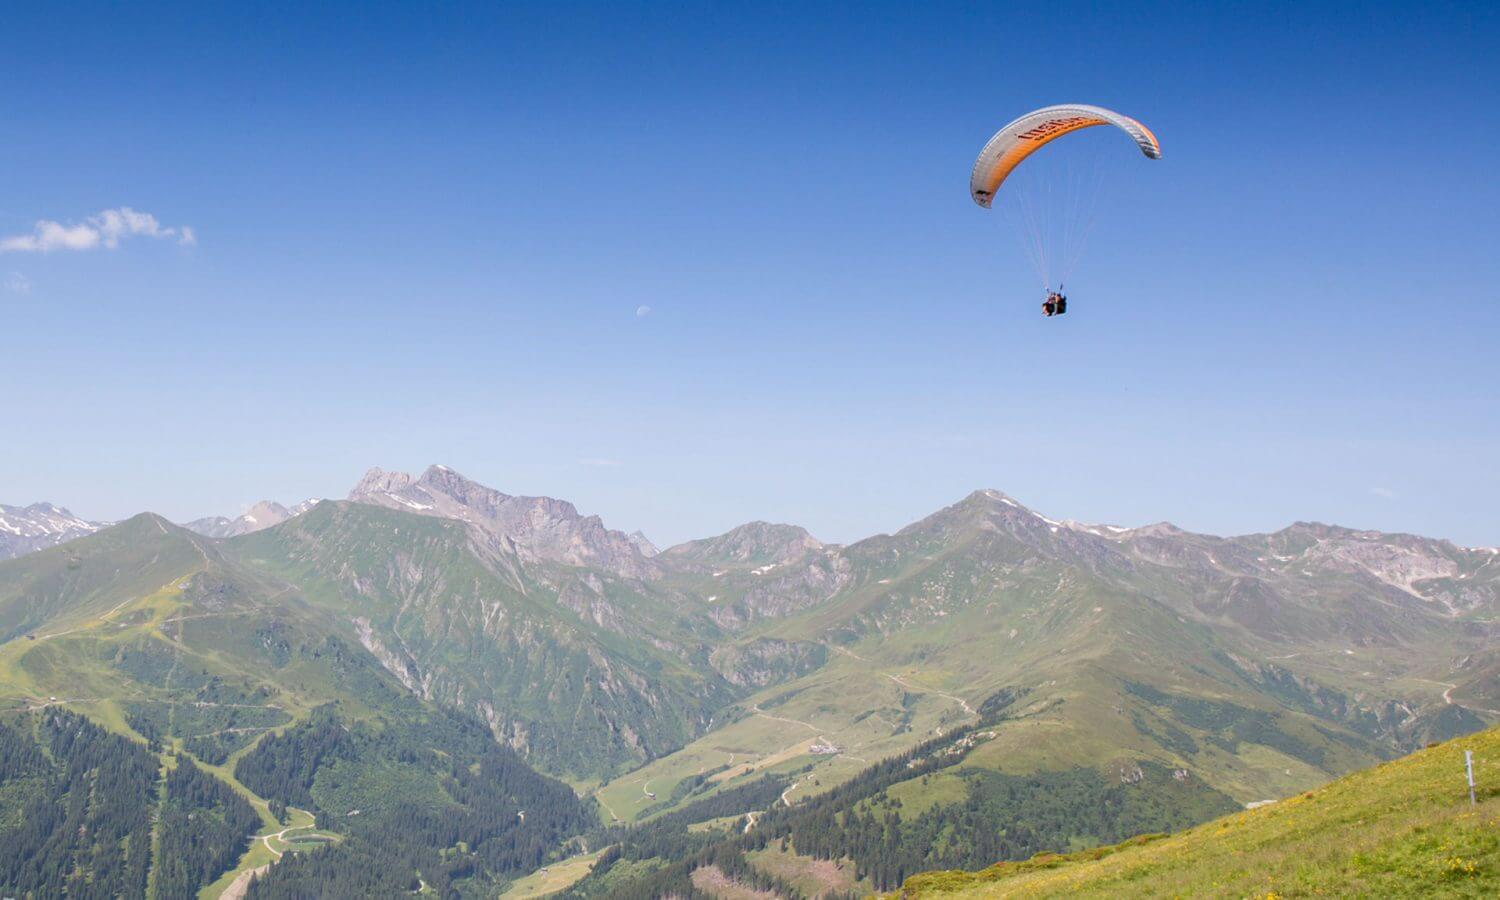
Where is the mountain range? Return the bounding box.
[1,465,1495,897]
[0,496,322,556]
[0,502,105,559]
[183,499,322,539]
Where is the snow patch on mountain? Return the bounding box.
[0,503,105,559]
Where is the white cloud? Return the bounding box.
[3,272,30,294]
[1370,486,1397,500]
[578,458,624,468]
[635,305,652,318]
[0,207,195,253]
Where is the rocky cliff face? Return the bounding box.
[0,502,104,559]
[347,465,659,579]
[708,637,829,688]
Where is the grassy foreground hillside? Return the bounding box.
[894,724,1499,898]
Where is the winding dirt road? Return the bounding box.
[884,672,975,716]
[826,645,976,716]
[751,705,820,731]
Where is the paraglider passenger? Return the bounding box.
[1055,294,1067,315]
[1042,296,1056,317]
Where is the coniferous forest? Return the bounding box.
[240,705,594,897]
[0,702,593,899]
[561,720,1239,897]
[0,711,157,899]
[154,757,261,899]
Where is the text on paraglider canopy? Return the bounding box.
[1016,116,1098,141]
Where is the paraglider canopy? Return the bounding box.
[970,103,1162,299]
[971,104,1160,208]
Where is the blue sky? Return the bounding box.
[4,1,1497,547]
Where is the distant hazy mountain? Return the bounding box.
[181,498,319,538]
[0,502,104,559]
[0,496,320,559]
[663,520,825,569]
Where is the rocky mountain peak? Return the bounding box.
[242,500,291,525]
[1132,521,1186,538]
[352,466,416,497]
[627,531,660,557]
[957,489,1065,524]
[417,464,509,504]
[920,489,1057,532]
[347,465,658,579]
[952,491,1161,546]
[1281,521,1354,539]
[964,488,1027,510]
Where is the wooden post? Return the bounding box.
[1465,750,1476,806]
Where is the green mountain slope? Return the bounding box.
[0,512,595,897]
[571,491,1495,895]
[598,492,1490,834]
[566,714,1244,899]
[0,513,214,642]
[2,475,1494,897]
[895,723,1500,898]
[230,500,738,776]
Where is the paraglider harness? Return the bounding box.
[1042,290,1067,317]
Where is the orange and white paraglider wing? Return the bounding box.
[970,104,1161,208]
